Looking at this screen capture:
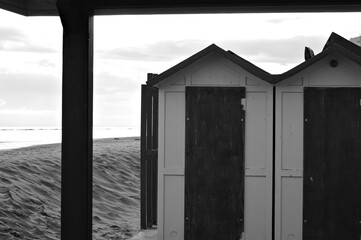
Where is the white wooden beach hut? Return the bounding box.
[274,32,361,240]
[146,44,275,240]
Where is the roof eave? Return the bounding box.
[146,44,224,87]
[147,44,276,87]
[275,44,361,84]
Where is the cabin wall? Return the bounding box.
[275,53,361,240]
[157,53,273,240]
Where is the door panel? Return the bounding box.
[303,87,361,240]
[185,87,245,240]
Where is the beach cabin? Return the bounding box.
[141,32,361,240]
[145,44,275,240]
[274,32,361,240]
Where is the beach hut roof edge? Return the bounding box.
[274,33,361,84]
[323,32,361,55]
[146,43,275,86]
[147,32,361,86]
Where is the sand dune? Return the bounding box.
[0,137,140,239]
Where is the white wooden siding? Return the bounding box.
[157,53,273,240]
[275,52,361,240]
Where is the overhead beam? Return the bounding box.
[2,0,361,16]
[0,1,27,15]
[94,2,361,15]
[57,0,93,239]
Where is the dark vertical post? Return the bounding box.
[151,88,158,225]
[140,84,148,229]
[146,85,153,227]
[141,74,159,229]
[57,1,93,239]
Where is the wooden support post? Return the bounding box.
[146,85,153,227]
[151,89,158,226]
[140,84,148,229]
[141,75,159,229]
[56,1,93,239]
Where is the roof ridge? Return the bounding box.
[323,32,361,57]
[147,44,276,86]
[147,32,361,86]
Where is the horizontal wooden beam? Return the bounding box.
[2,0,361,16]
[94,2,361,15]
[0,1,27,16]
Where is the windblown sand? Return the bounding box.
[0,137,140,239]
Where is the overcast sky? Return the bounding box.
[1,9,361,127]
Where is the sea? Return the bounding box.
[0,126,140,150]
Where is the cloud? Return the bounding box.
[37,59,56,68]
[97,47,170,61]
[266,17,300,24]
[0,99,6,106]
[7,44,57,53]
[93,71,142,127]
[96,36,326,70]
[0,72,61,111]
[0,27,25,42]
[0,109,57,115]
[96,40,207,62]
[0,109,61,127]
[93,95,139,127]
[94,72,141,94]
[0,26,57,53]
[267,18,288,24]
[26,59,57,68]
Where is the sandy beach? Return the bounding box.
[0,137,141,239]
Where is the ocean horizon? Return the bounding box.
[0,126,140,150]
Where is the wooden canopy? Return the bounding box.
[2,0,361,16]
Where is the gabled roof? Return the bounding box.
[146,44,275,86]
[274,43,361,83]
[273,32,361,83]
[323,32,361,55]
[147,32,361,86]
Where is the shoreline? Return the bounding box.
[0,136,141,152]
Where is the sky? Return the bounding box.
[1,9,361,128]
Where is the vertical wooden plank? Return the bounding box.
[141,74,159,229]
[303,88,326,240]
[152,89,159,149]
[140,84,148,229]
[304,87,361,240]
[57,1,93,239]
[146,86,153,227]
[185,87,245,240]
[151,89,159,225]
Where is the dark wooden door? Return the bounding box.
[303,87,361,240]
[185,87,245,240]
